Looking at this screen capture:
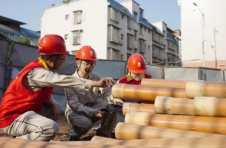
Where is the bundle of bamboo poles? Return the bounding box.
[110,79,226,147]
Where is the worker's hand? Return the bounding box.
[92,77,115,87]
[95,107,106,117]
[113,98,124,106]
[51,102,60,120]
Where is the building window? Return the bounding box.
[148,45,150,50]
[64,34,68,40]
[163,30,166,36]
[121,14,124,19]
[140,26,143,35]
[133,12,138,22]
[127,17,132,29]
[134,30,137,41]
[110,7,119,22]
[74,10,82,24]
[127,34,133,49]
[139,39,146,53]
[108,48,120,60]
[65,14,69,20]
[134,48,138,53]
[72,30,82,45]
[109,25,121,44]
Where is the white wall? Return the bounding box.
[41,0,108,59]
[181,0,226,64]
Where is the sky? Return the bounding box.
[0,0,180,31]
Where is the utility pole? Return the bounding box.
[193,3,205,67]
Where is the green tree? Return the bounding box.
[63,0,72,4]
[19,35,31,45]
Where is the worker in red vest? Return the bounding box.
[118,53,152,84]
[0,35,114,141]
[65,46,123,141]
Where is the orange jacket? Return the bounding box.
[0,59,53,128]
[118,73,152,85]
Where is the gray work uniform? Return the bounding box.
[65,70,116,138]
[0,67,92,141]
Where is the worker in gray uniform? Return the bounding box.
[65,46,123,141]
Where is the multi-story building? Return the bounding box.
[41,0,179,66]
[179,0,226,69]
[173,30,181,60]
[41,0,153,63]
[152,21,180,66]
[0,15,40,46]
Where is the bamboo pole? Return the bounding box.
[0,137,139,148]
[112,84,187,101]
[155,96,226,117]
[154,96,195,115]
[140,79,226,99]
[123,103,155,115]
[91,136,226,148]
[194,96,226,116]
[125,111,226,134]
[141,79,187,88]
[115,122,224,140]
[0,137,88,148]
[186,81,226,98]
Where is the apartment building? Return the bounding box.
[152,21,180,66]
[0,16,40,46]
[180,0,226,69]
[173,30,182,59]
[41,0,179,66]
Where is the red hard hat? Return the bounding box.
[37,34,69,55]
[127,53,146,73]
[75,46,97,61]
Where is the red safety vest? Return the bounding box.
[0,59,53,128]
[118,74,152,85]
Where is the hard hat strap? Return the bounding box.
[78,59,82,70]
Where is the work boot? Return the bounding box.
[69,136,81,141]
[69,128,81,141]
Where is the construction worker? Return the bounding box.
[118,53,152,84]
[65,46,123,141]
[0,35,115,141]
